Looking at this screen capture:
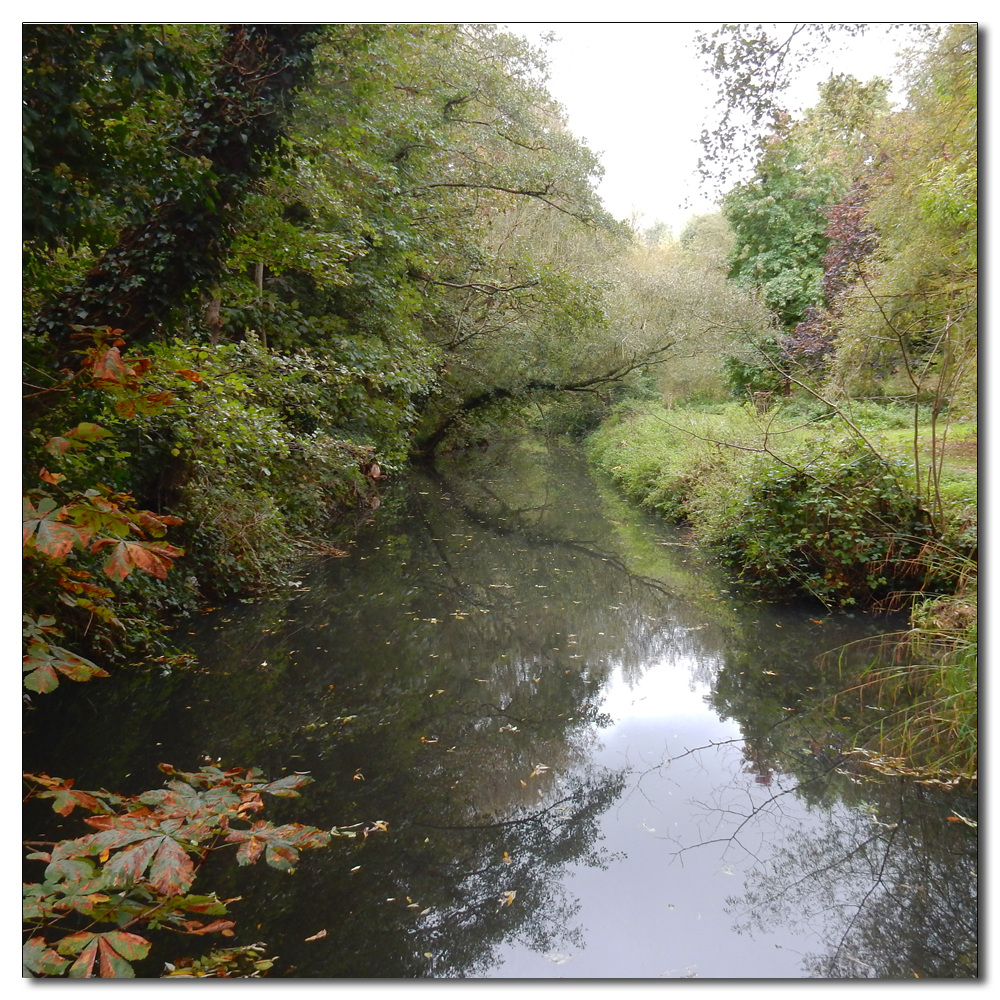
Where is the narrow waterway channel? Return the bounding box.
[23,439,977,978]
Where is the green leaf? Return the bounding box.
[23,639,109,692]
[23,937,71,976]
[255,773,314,797]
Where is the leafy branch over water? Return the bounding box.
[23,764,382,978]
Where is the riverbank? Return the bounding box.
[585,398,978,779]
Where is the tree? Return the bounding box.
[695,22,884,191]
[26,25,322,366]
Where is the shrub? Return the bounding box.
[697,441,935,606]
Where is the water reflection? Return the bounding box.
[22,440,976,978]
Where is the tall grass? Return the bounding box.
[833,608,977,783]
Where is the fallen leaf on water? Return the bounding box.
[304,929,327,942]
[499,890,516,907]
[502,851,512,864]
[948,812,977,828]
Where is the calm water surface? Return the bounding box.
[23,440,977,978]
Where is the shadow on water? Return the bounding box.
[23,438,977,978]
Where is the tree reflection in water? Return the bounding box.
[641,734,977,979]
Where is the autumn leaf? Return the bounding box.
[89,347,130,385]
[23,937,71,976]
[97,539,185,580]
[42,422,111,456]
[56,824,196,897]
[135,390,177,415]
[57,930,150,978]
[304,929,328,942]
[70,422,114,444]
[175,368,203,382]
[39,467,66,485]
[103,833,196,896]
[23,640,109,693]
[33,776,103,817]
[182,919,237,936]
[136,510,184,537]
[23,497,91,557]
[225,820,331,870]
[253,773,314,797]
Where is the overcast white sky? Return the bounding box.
[504,22,923,235]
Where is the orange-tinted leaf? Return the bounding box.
[23,936,71,976]
[90,347,129,384]
[225,820,330,870]
[58,930,148,978]
[175,369,203,382]
[102,540,183,581]
[137,510,183,536]
[185,919,237,936]
[44,436,76,456]
[36,780,103,817]
[24,640,108,691]
[66,422,112,444]
[35,519,90,559]
[23,662,60,693]
[97,939,134,978]
[102,833,196,897]
[134,390,176,415]
[39,468,66,485]
[66,940,99,978]
[101,931,150,963]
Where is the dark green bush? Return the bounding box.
[708,444,935,606]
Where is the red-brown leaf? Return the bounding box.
[185,919,237,936]
[90,347,129,384]
[101,540,182,580]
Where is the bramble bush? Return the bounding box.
[694,442,935,606]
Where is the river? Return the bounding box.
[23,438,977,978]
